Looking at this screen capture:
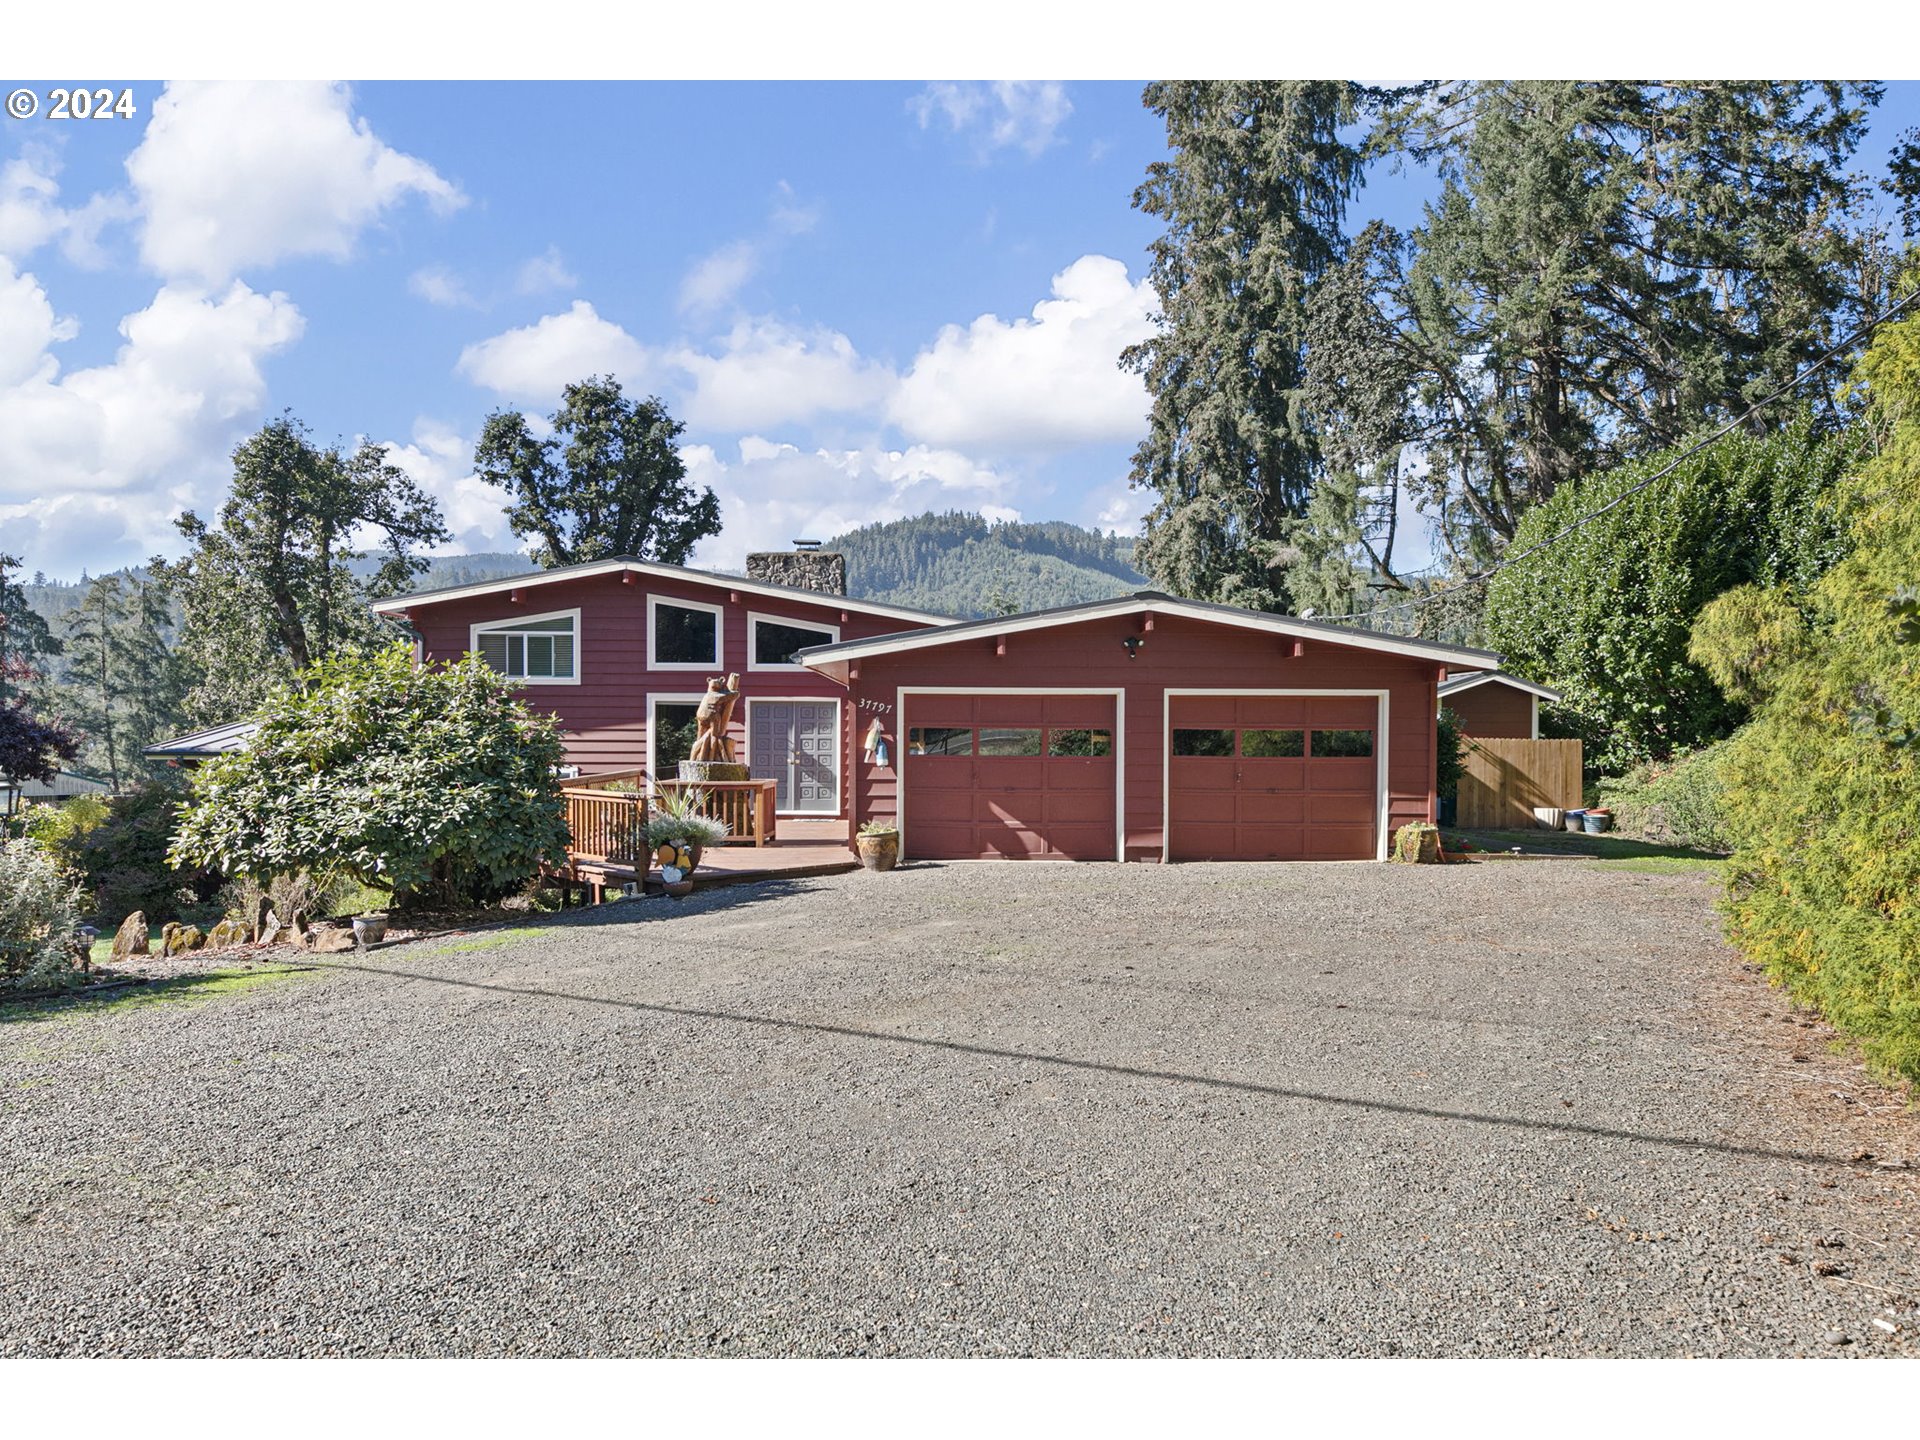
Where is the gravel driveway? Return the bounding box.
[3,860,1915,1357]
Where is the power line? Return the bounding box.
[1358,284,1920,623]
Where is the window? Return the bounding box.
[978,728,1043,756]
[1241,728,1304,758]
[1312,728,1374,758]
[651,701,702,773]
[1048,728,1112,758]
[1172,728,1235,758]
[908,727,972,756]
[749,613,839,670]
[470,610,578,683]
[650,597,722,669]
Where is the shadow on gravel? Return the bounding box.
[312,955,1862,1173]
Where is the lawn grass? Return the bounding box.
[0,965,310,1027]
[1449,827,1727,869]
[438,925,545,953]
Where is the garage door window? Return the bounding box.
[909,726,973,756]
[978,728,1043,756]
[1048,728,1111,757]
[1172,728,1235,757]
[1241,728,1304,758]
[1311,728,1374,758]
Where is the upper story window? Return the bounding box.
[470,609,579,684]
[649,595,723,670]
[748,612,840,671]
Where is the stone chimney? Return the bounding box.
[746,539,846,596]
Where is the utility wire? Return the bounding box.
[1358,284,1920,624]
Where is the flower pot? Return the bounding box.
[857,831,900,872]
[1582,810,1612,834]
[1532,807,1564,830]
[1562,809,1587,832]
[351,914,388,948]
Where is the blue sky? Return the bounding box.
[3,80,1917,582]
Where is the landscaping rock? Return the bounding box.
[110,911,149,959]
[304,924,356,955]
[158,921,180,953]
[204,919,249,950]
[165,924,205,955]
[257,914,284,947]
[1391,821,1444,864]
[249,894,273,942]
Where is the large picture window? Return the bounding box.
[749,613,840,670]
[470,610,579,683]
[650,596,723,669]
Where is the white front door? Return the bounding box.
[749,700,840,814]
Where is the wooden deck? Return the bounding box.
[553,818,857,903]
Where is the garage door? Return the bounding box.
[903,694,1117,860]
[1167,695,1378,860]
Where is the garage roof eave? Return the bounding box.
[1438,669,1563,704]
[795,592,1504,671]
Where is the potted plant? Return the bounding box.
[644,789,730,896]
[1581,807,1613,834]
[351,912,388,948]
[856,820,901,872]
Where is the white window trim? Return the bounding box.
[647,693,710,782]
[468,607,582,686]
[1162,689,1391,862]
[745,695,844,817]
[746,610,841,673]
[895,687,1126,864]
[647,594,725,672]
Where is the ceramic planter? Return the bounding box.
[1533,807,1564,830]
[351,914,388,948]
[1562,809,1587,832]
[857,831,900,872]
[1582,810,1613,834]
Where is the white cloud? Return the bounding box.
[126,81,463,284]
[679,239,760,315]
[380,419,521,555]
[669,318,892,431]
[455,300,651,400]
[1093,479,1146,537]
[888,254,1157,452]
[515,245,577,295]
[0,146,131,268]
[910,82,1073,160]
[0,266,303,574]
[408,264,478,308]
[686,436,1015,572]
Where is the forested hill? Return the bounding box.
[828,512,1147,618]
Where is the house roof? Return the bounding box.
[367,556,960,627]
[143,720,260,761]
[0,769,112,799]
[796,591,1505,674]
[1438,670,1563,704]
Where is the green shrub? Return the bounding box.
[78,777,222,925]
[0,838,85,991]
[1435,707,1465,802]
[170,643,570,908]
[1696,300,1920,1084]
[20,794,110,877]
[1596,742,1732,853]
[1484,418,1855,774]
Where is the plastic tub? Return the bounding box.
[1532,807,1564,830]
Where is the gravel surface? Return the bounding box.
[3,859,1915,1357]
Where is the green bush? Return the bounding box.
[1596,743,1732,852]
[1435,707,1465,802]
[20,794,110,877]
[0,838,85,991]
[1693,302,1920,1084]
[78,778,221,925]
[1484,418,1855,774]
[171,643,570,908]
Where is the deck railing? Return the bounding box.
[560,786,646,866]
[654,779,778,847]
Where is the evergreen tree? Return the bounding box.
[1333,81,1880,556]
[472,377,720,568]
[0,554,62,708]
[1124,81,1369,611]
[58,573,184,790]
[156,413,449,724]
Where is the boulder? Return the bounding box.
[204,918,249,949]
[304,924,357,955]
[158,921,180,953]
[110,911,149,959]
[1391,822,1444,865]
[166,924,205,955]
[257,913,284,947]
[248,894,273,942]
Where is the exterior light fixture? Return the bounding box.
[1122,635,1144,659]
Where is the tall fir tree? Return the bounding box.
[58,573,185,790]
[1123,81,1368,611]
[0,554,63,708]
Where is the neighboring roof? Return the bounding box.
[1439,670,1563,704]
[143,720,260,761]
[367,556,961,628]
[0,770,112,799]
[796,591,1504,672]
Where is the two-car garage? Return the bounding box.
[799,593,1498,864]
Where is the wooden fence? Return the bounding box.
[1457,737,1583,829]
[654,779,778,847]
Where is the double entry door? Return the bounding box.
[748,700,840,814]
